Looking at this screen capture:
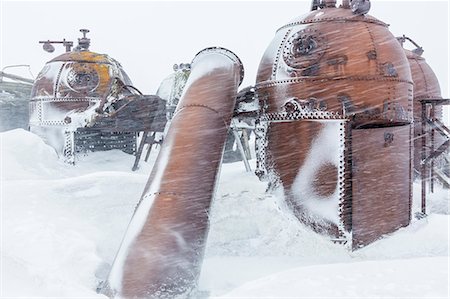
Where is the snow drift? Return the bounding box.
[1,129,448,298]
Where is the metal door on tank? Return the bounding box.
[351,125,412,248]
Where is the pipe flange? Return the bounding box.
[192,47,245,86]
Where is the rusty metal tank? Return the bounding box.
[399,37,443,175]
[29,30,138,161]
[255,0,413,248]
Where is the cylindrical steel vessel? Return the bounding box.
[255,3,413,247]
[404,48,443,174]
[104,47,243,298]
[29,51,133,156]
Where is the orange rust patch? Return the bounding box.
[312,162,338,198]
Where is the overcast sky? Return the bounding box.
[1,0,449,102]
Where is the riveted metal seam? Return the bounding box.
[53,62,66,98]
[277,17,388,33]
[255,76,414,89]
[174,104,230,129]
[363,22,380,75]
[30,97,101,103]
[272,28,292,80]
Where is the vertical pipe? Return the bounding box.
[103,47,243,298]
[408,123,413,222]
[430,103,435,193]
[421,101,427,214]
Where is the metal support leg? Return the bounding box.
[231,119,251,172]
[241,129,252,160]
[144,132,156,162]
[132,131,150,171]
[430,104,435,193]
[421,102,427,215]
[232,129,252,172]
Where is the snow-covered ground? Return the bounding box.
[1,129,449,298]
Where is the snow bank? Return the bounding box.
[1,129,154,297]
[1,129,448,298]
[413,182,450,215]
[354,214,449,260]
[206,161,348,258]
[1,129,62,180]
[220,256,449,298]
[201,162,449,297]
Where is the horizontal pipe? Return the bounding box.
[0,71,34,84]
[103,47,243,298]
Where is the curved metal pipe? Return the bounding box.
[102,47,243,298]
[397,35,424,56]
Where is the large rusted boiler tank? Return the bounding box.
[255,0,413,248]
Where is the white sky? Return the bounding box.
[1,0,449,104]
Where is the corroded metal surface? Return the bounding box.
[29,49,135,158]
[257,8,413,128]
[29,35,165,164]
[351,125,412,248]
[103,47,243,298]
[255,4,413,247]
[88,95,167,133]
[404,48,443,174]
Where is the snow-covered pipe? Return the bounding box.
[102,47,243,298]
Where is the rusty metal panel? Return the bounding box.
[266,120,343,236]
[351,125,412,248]
[88,95,167,133]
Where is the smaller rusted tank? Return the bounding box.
[399,36,443,175]
[255,0,413,248]
[30,30,166,163]
[30,32,132,156]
